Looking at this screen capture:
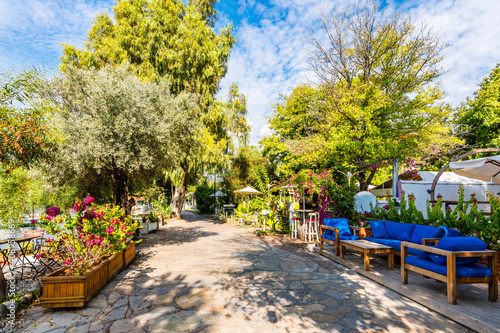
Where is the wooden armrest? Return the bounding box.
[422,238,441,246]
[320,225,338,232]
[402,242,497,258]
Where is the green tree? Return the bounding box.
[0,68,54,168]
[47,64,199,212]
[60,0,235,216]
[60,0,234,109]
[263,0,458,190]
[455,63,500,148]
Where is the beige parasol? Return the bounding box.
[234,186,263,195]
[449,155,500,184]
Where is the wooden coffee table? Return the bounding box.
[340,239,394,271]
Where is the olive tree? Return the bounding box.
[48,64,199,212]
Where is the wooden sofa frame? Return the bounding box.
[319,225,342,256]
[401,241,498,304]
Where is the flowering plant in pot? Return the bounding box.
[38,197,139,276]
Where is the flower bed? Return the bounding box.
[38,197,139,308]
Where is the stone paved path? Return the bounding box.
[18,212,472,332]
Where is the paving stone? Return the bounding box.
[102,305,128,321]
[87,294,107,309]
[109,318,146,333]
[175,289,219,309]
[134,307,178,325]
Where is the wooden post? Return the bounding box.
[334,227,340,256]
[489,251,498,302]
[447,253,457,304]
[364,249,370,271]
[401,242,408,284]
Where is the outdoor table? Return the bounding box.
[0,235,41,278]
[340,239,394,271]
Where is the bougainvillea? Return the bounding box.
[38,197,139,276]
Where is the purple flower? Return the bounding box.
[84,197,95,205]
[383,205,390,211]
[46,206,61,217]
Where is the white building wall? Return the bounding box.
[400,181,500,218]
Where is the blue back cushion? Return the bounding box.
[384,221,416,242]
[430,236,487,266]
[323,218,351,237]
[368,220,388,239]
[440,226,461,237]
[410,225,445,244]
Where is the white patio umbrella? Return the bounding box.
[233,186,263,195]
[209,191,227,197]
[449,155,500,184]
[234,186,263,209]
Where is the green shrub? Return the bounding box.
[194,180,214,214]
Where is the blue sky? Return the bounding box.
[1,0,499,145]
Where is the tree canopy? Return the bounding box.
[0,68,54,169]
[60,0,234,109]
[455,63,500,149]
[262,0,458,190]
[48,64,199,210]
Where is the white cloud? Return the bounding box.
[0,0,114,72]
[405,0,500,106]
[219,0,500,146]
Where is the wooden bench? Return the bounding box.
[401,241,498,304]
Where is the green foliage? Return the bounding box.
[455,63,500,148]
[47,64,199,209]
[0,67,54,169]
[285,169,356,219]
[194,179,214,213]
[371,187,500,250]
[0,166,77,225]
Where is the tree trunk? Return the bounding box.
[111,167,129,213]
[172,173,187,219]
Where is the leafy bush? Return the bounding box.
[194,180,214,213]
[371,188,500,251]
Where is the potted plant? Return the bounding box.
[37,197,139,308]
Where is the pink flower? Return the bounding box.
[36,254,43,259]
[73,201,86,212]
[63,258,72,265]
[46,206,61,217]
[84,197,95,205]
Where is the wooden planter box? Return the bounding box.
[41,260,108,309]
[41,243,136,308]
[107,252,124,282]
[123,242,136,268]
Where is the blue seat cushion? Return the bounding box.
[321,234,360,242]
[407,248,423,257]
[323,218,352,237]
[417,245,436,260]
[384,221,416,242]
[410,225,445,244]
[364,237,401,251]
[368,220,389,239]
[406,256,492,278]
[440,226,461,237]
[430,236,487,266]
